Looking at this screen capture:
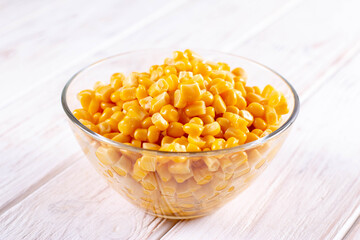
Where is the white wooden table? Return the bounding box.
[1,0,360,239]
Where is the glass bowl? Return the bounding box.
[61,49,300,219]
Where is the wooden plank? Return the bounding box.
[161,41,360,239]
[0,0,292,212]
[344,214,360,240]
[0,160,177,240]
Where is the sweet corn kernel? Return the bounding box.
[95,85,114,102]
[247,102,265,117]
[184,101,206,117]
[265,106,278,125]
[200,115,215,124]
[160,104,179,122]
[73,109,93,122]
[139,155,157,171]
[77,90,93,111]
[100,102,115,110]
[253,118,267,130]
[134,128,148,141]
[112,133,131,143]
[211,138,226,150]
[245,132,260,143]
[174,89,187,108]
[147,125,160,143]
[188,135,206,148]
[202,122,221,136]
[167,122,185,138]
[151,112,169,131]
[142,143,161,150]
[150,92,170,113]
[225,137,239,148]
[79,119,99,133]
[183,123,204,137]
[224,127,247,144]
[221,89,237,106]
[212,95,227,114]
[118,116,141,136]
[95,146,120,165]
[99,108,113,123]
[179,82,201,103]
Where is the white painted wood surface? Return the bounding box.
[1,0,360,239]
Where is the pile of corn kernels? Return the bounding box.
[73,49,288,152]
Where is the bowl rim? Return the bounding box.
[61,49,300,157]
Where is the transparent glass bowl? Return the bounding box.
[61,49,300,219]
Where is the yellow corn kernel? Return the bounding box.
[186,143,201,152]
[252,128,264,136]
[159,178,177,196]
[202,122,221,136]
[204,156,220,171]
[239,109,254,127]
[79,119,99,133]
[225,137,239,148]
[77,90,93,111]
[95,146,120,165]
[100,102,115,110]
[167,122,185,138]
[164,74,178,92]
[139,76,154,88]
[111,133,131,143]
[193,167,213,185]
[139,96,152,111]
[211,138,226,150]
[193,61,212,76]
[148,78,169,97]
[245,132,260,143]
[150,92,170,113]
[147,125,160,143]
[226,106,240,115]
[268,90,281,106]
[224,127,247,144]
[98,108,113,123]
[253,117,267,131]
[183,123,204,137]
[246,92,267,105]
[247,102,265,117]
[110,73,124,90]
[216,117,231,132]
[200,115,214,125]
[133,128,148,141]
[98,121,112,135]
[133,158,148,181]
[203,107,215,119]
[103,132,119,139]
[88,98,100,115]
[122,72,138,87]
[126,105,148,121]
[151,112,169,131]
[200,91,214,107]
[214,130,224,138]
[232,67,247,78]
[122,100,139,112]
[73,109,93,121]
[193,74,206,89]
[261,84,275,98]
[203,135,216,148]
[164,65,177,76]
[160,104,179,122]
[219,157,233,172]
[234,81,246,97]
[209,79,232,95]
[95,85,114,102]
[141,173,158,191]
[189,117,203,126]
[168,159,191,174]
[112,155,131,176]
[131,139,142,148]
[136,84,148,100]
[110,90,121,102]
[220,89,237,106]
[223,112,249,133]
[174,89,187,108]
[120,87,136,101]
[212,95,227,114]
[260,129,273,138]
[139,144,159,151]
[118,116,141,136]
[142,116,153,128]
[105,118,118,132]
[235,91,247,110]
[139,155,157,171]
[173,171,193,183]
[179,81,201,103]
[265,106,278,125]
[245,86,255,94]
[110,111,125,123]
[157,163,172,182]
[184,100,206,117]
[161,136,175,146]
[275,94,289,115]
[188,135,206,148]
[178,71,194,82]
[92,112,101,124]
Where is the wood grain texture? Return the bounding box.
[345,214,360,240]
[1,0,360,238]
[162,48,360,240]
